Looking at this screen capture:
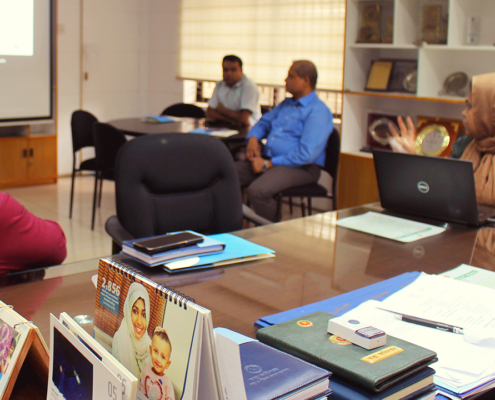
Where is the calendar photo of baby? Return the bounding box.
[139,327,175,400]
[94,259,200,400]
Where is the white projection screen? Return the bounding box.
[0,0,53,122]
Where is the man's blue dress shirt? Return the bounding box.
[246,91,333,168]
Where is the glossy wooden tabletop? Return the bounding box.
[107,117,248,141]
[2,203,492,343]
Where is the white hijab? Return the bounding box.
[112,282,152,377]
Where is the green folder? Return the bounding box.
[256,311,437,393]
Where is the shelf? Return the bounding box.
[349,43,417,49]
[339,0,494,208]
[343,91,464,104]
[421,44,495,51]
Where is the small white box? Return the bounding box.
[328,317,387,350]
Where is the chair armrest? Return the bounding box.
[242,204,272,226]
[105,216,134,248]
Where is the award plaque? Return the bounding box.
[403,71,417,93]
[415,116,462,157]
[388,60,418,93]
[439,72,469,97]
[366,60,393,91]
[421,5,447,44]
[382,13,394,44]
[357,5,381,43]
[364,112,400,151]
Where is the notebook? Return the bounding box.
[372,149,495,226]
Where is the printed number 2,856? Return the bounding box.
[101,277,121,296]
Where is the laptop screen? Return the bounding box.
[372,149,480,225]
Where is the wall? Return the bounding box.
[56,0,183,175]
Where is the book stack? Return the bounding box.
[121,231,225,267]
[257,312,438,400]
[214,327,332,400]
[122,231,275,273]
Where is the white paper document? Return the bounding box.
[439,264,495,289]
[338,274,495,389]
[336,212,446,242]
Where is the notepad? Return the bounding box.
[336,212,446,242]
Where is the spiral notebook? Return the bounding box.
[94,256,224,400]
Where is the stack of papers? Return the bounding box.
[254,271,421,328]
[439,264,495,289]
[336,212,446,242]
[337,274,495,399]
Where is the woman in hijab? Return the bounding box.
[389,72,495,206]
[112,282,152,378]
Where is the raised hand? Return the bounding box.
[388,116,417,154]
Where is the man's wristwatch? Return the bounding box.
[262,159,269,173]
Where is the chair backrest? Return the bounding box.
[71,110,98,152]
[114,133,243,238]
[161,103,206,119]
[324,128,340,179]
[92,123,127,174]
[324,128,340,204]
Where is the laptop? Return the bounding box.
[372,149,495,226]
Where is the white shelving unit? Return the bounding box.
[338,0,495,207]
[342,0,495,153]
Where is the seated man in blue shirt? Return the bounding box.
[236,60,333,222]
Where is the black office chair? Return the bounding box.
[161,103,206,119]
[105,133,248,254]
[91,123,127,230]
[277,128,340,216]
[69,110,98,218]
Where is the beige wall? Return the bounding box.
[56,0,183,175]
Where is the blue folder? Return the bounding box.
[189,127,212,134]
[145,115,174,123]
[161,233,275,272]
[254,271,420,328]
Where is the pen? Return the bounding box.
[393,313,464,335]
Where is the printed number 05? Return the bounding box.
[108,382,117,400]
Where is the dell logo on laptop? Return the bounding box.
[417,181,429,193]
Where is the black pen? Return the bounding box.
[394,313,464,335]
[377,308,465,335]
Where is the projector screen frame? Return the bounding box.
[0,0,56,124]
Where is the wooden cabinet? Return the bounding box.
[0,134,57,189]
[339,0,495,207]
[337,152,379,209]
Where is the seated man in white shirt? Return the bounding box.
[206,55,261,127]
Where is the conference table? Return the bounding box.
[107,117,249,142]
[2,203,495,398]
